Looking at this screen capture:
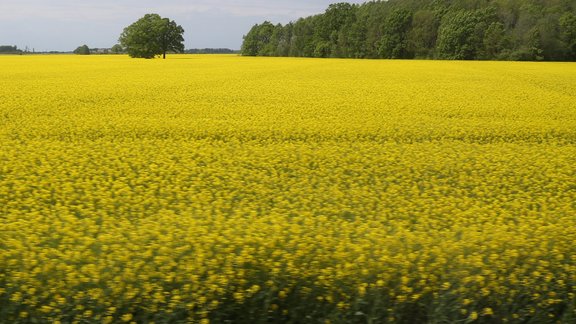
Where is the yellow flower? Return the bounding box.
[121,314,133,322]
[40,305,53,313]
[233,292,244,302]
[482,308,494,316]
[102,316,114,324]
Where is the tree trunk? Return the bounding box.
[163,51,166,59]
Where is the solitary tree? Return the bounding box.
[73,44,90,55]
[119,14,185,59]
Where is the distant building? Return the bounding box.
[90,48,110,54]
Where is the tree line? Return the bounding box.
[185,48,239,54]
[73,44,124,55]
[241,0,576,61]
[0,45,23,54]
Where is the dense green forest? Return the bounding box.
[241,0,576,61]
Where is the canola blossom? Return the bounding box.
[1,55,575,323]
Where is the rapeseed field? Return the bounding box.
[1,55,575,323]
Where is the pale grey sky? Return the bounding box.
[0,0,366,52]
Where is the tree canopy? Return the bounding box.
[110,44,124,54]
[119,14,185,59]
[241,0,576,61]
[73,45,90,55]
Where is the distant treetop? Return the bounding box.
[73,45,90,55]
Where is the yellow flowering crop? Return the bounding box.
[1,55,575,323]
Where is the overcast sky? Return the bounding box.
[0,0,366,52]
